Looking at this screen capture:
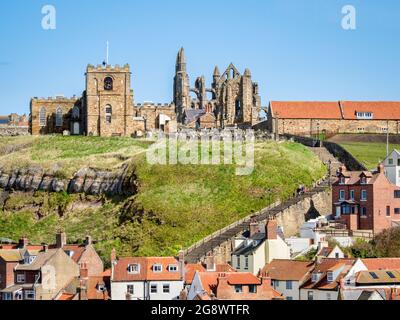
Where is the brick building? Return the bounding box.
[332,165,400,234]
[267,101,400,136]
[30,48,262,136]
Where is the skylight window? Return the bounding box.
[356,112,373,120]
[387,271,396,279]
[369,272,379,279]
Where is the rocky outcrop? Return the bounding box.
[0,165,138,196]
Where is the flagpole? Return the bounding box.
[106,41,109,65]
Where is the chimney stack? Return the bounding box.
[205,254,216,272]
[378,164,385,173]
[18,237,29,249]
[178,250,185,281]
[85,236,92,247]
[111,248,117,264]
[266,218,278,240]
[56,231,66,249]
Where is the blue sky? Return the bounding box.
[1,0,400,115]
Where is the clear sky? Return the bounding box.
[1,0,400,115]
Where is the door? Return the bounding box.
[73,122,80,135]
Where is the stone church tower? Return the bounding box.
[85,64,134,136]
[173,48,191,122]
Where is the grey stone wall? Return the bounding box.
[0,126,29,136]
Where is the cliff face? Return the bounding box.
[0,165,138,196]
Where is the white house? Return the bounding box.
[110,256,184,300]
[262,259,314,300]
[382,149,400,187]
[231,218,291,275]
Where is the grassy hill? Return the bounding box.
[0,136,326,263]
[328,134,400,170]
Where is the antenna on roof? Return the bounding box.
[102,41,109,66]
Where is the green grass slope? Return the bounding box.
[0,136,326,262]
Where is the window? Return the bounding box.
[342,205,351,215]
[105,105,112,124]
[339,190,345,201]
[286,296,293,300]
[150,284,157,294]
[327,293,332,300]
[389,159,394,165]
[361,207,367,217]
[286,281,293,290]
[127,285,134,295]
[387,271,396,279]
[350,190,355,200]
[398,158,400,166]
[16,273,25,284]
[274,280,280,287]
[168,265,178,272]
[249,285,257,293]
[236,256,241,269]
[234,285,243,293]
[307,291,314,300]
[360,177,367,184]
[370,272,378,279]
[395,208,400,215]
[356,112,373,120]
[357,127,365,132]
[312,273,319,283]
[128,264,140,274]
[335,252,340,259]
[327,272,334,283]
[104,77,113,90]
[339,177,346,185]
[395,190,400,199]
[55,107,63,127]
[24,290,35,300]
[153,264,162,272]
[361,190,367,201]
[3,293,12,301]
[39,107,46,127]
[244,256,249,270]
[387,206,391,217]
[72,106,80,119]
[163,284,170,294]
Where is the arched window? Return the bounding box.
[104,77,113,91]
[39,107,46,127]
[55,107,63,127]
[72,106,80,119]
[105,105,112,124]
[235,99,242,120]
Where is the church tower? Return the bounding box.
[173,48,191,122]
[85,64,134,137]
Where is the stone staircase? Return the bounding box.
[309,146,343,184]
[184,184,328,263]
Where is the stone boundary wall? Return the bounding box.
[281,133,367,171]
[0,126,29,136]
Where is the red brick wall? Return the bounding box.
[0,260,18,290]
[78,246,104,277]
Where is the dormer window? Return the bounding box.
[128,264,140,274]
[360,176,367,185]
[153,264,163,273]
[388,159,394,165]
[24,254,36,265]
[356,112,373,120]
[312,272,321,283]
[339,177,346,185]
[168,264,178,272]
[65,250,74,258]
[327,271,334,283]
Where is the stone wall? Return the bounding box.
[206,188,332,265]
[0,126,29,136]
[323,141,367,171]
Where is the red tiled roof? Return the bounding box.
[185,264,205,284]
[341,101,400,120]
[86,276,109,300]
[301,258,355,291]
[261,259,314,281]
[197,272,261,295]
[57,293,75,301]
[270,101,342,119]
[215,264,236,273]
[59,245,86,263]
[270,101,400,121]
[362,258,400,271]
[112,257,182,282]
